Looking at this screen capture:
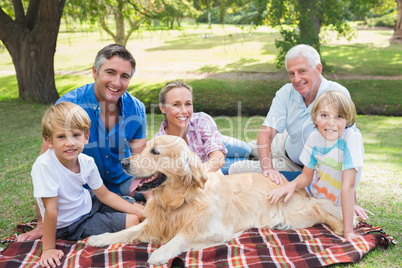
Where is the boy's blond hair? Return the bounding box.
[311,90,356,128]
[41,102,91,140]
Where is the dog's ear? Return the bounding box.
[179,151,208,189]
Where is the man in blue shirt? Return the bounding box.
[18,44,147,242]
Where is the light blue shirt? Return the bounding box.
[56,83,147,194]
[263,76,350,166]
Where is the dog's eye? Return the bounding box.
[151,148,160,155]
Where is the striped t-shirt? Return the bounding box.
[300,127,364,206]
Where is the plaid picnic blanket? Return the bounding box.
[0,221,396,268]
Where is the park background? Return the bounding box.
[0,1,401,267]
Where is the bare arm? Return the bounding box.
[257,126,286,184]
[39,197,64,268]
[267,166,314,204]
[93,185,144,221]
[342,169,358,240]
[205,150,225,172]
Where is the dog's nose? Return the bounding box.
[121,159,130,169]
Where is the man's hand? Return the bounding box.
[263,169,287,185]
[17,222,43,242]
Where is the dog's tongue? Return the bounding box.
[129,179,140,196]
[129,177,149,196]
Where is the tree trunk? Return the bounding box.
[297,0,321,53]
[0,0,65,104]
[114,0,126,46]
[206,0,211,28]
[390,0,402,43]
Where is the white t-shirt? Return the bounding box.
[300,127,364,206]
[31,149,103,228]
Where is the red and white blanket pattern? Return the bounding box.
[0,222,395,268]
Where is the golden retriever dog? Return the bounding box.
[87,135,347,265]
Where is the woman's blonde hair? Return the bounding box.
[159,80,193,105]
[311,90,356,128]
[41,102,91,140]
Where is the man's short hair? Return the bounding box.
[94,44,136,77]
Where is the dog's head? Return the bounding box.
[123,135,208,193]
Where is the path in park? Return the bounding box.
[136,71,402,81]
[2,70,402,80]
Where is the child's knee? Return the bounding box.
[126,214,140,228]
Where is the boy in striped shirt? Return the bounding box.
[268,90,369,239]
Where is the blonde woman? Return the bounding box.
[156,81,227,172]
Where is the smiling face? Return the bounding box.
[159,87,193,135]
[287,56,322,102]
[314,100,347,141]
[92,55,133,105]
[47,126,89,170]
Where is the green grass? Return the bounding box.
[0,24,401,266]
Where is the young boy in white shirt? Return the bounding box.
[268,90,368,239]
[32,102,144,268]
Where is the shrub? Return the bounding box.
[366,13,397,28]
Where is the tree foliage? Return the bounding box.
[129,0,199,29]
[260,0,382,69]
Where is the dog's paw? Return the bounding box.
[87,233,113,247]
[148,246,181,265]
[147,251,170,266]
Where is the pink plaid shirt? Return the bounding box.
[155,112,227,162]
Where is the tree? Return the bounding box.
[0,0,66,104]
[196,0,213,27]
[65,0,144,47]
[391,0,402,43]
[161,0,199,29]
[129,0,199,29]
[261,0,381,68]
